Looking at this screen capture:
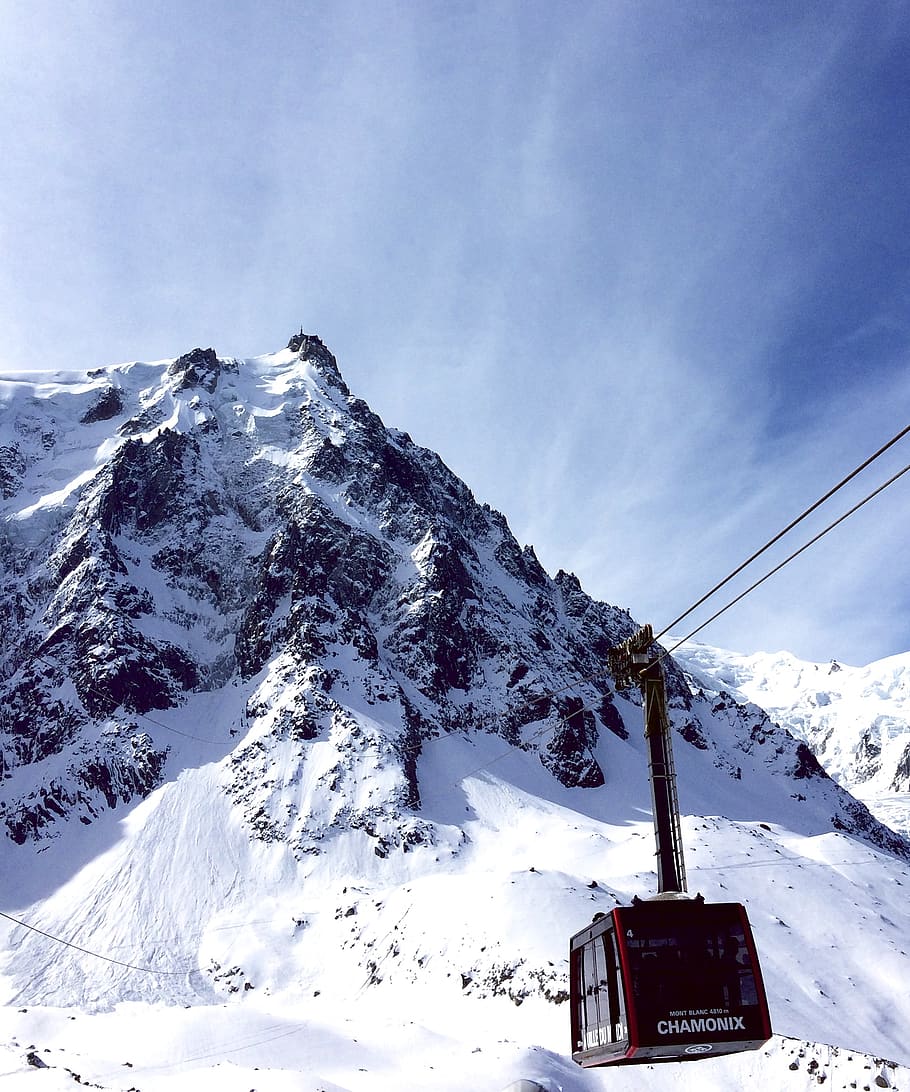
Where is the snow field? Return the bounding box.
[1,1005,907,1091]
[4,724,910,1084]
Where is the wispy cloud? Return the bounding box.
[1,2,908,663]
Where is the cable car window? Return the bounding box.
[606,928,627,1042]
[583,937,602,1038]
[573,926,630,1053]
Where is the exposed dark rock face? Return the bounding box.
[3,730,167,844]
[793,742,826,780]
[598,694,628,739]
[854,728,882,784]
[167,347,238,393]
[1,444,28,497]
[80,386,124,424]
[541,698,604,787]
[892,742,910,792]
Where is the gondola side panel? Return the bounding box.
[614,901,772,1057]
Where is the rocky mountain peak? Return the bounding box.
[166,346,238,393]
[286,330,348,394]
[0,336,906,871]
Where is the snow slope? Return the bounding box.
[2,699,909,1089]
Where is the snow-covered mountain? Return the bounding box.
[1,335,908,1090]
[673,641,910,838]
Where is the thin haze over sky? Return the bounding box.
[1,1,909,665]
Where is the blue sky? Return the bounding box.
[2,1,909,664]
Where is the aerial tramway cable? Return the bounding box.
[659,456,910,660]
[0,910,194,976]
[653,421,910,644]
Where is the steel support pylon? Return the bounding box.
[608,624,687,895]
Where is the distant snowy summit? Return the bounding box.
[672,640,910,831]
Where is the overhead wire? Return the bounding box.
[30,648,240,747]
[357,905,412,992]
[653,421,910,644]
[0,909,195,976]
[120,1020,308,1072]
[660,456,910,661]
[431,702,594,785]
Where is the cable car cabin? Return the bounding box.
[570,898,771,1066]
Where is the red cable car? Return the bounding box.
[570,896,771,1064]
[569,627,772,1066]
